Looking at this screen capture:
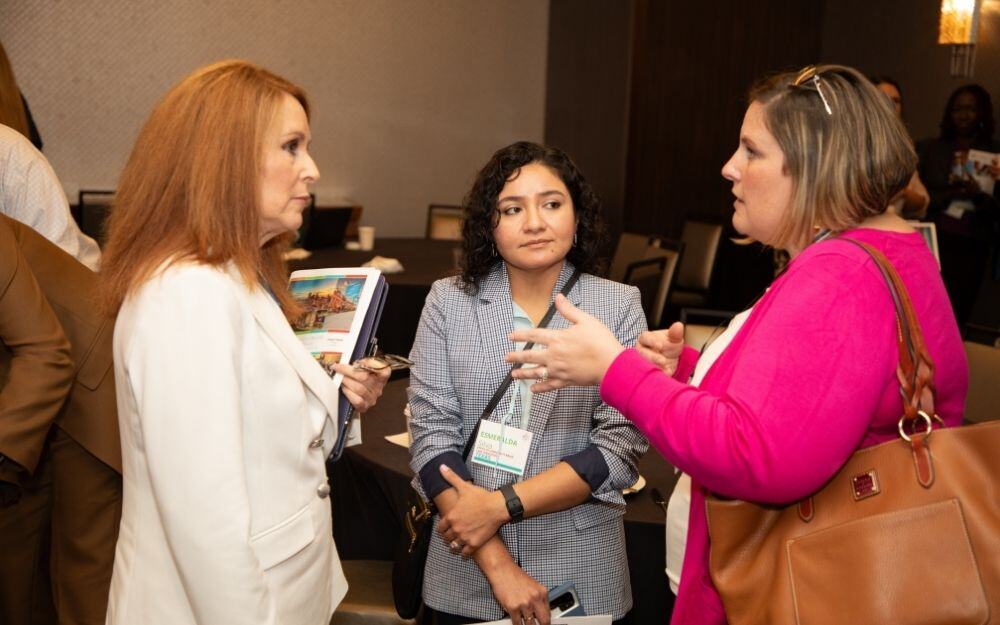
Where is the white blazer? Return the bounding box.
[106,262,348,625]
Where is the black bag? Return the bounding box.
[391,270,581,619]
[392,493,434,618]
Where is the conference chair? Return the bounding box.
[77,189,115,245]
[639,239,684,329]
[624,255,667,330]
[425,204,463,241]
[609,232,660,283]
[964,341,1000,424]
[669,220,723,309]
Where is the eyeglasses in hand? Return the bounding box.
[352,353,414,372]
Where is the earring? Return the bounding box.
[491,244,497,257]
[573,233,578,246]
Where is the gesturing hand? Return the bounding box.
[436,465,508,557]
[506,294,624,393]
[636,322,686,376]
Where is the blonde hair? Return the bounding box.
[100,60,309,317]
[748,64,916,251]
[0,41,30,139]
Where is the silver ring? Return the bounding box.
[538,367,548,382]
[449,540,461,550]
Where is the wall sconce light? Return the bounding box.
[939,0,982,76]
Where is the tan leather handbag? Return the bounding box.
[705,240,1000,625]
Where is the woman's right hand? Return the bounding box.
[484,560,551,625]
[636,321,686,376]
[331,360,390,413]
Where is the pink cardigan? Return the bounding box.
[600,229,968,625]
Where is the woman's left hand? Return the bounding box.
[331,360,390,413]
[506,294,624,393]
[436,465,508,557]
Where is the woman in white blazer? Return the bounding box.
[98,61,388,625]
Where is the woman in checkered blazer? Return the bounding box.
[408,141,649,625]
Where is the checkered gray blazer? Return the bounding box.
[407,261,649,620]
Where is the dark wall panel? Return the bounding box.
[821,0,1000,143]
[545,0,635,239]
[625,0,825,308]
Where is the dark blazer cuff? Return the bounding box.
[562,445,610,492]
[419,451,472,500]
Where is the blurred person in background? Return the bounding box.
[917,83,1000,324]
[0,213,118,625]
[872,75,929,219]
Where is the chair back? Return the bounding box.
[964,341,1000,424]
[345,205,364,239]
[300,202,352,250]
[623,256,666,328]
[77,189,116,245]
[426,204,463,240]
[676,220,722,291]
[640,239,683,328]
[610,232,659,282]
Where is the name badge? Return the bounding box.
[471,420,533,476]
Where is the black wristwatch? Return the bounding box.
[500,484,524,523]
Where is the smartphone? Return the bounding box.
[548,582,586,617]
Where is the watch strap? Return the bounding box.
[500,483,524,522]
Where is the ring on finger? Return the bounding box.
[538,367,548,382]
[449,540,461,551]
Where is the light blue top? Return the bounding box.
[507,300,537,429]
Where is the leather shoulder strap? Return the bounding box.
[836,238,936,421]
[461,269,582,460]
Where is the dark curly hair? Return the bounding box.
[457,141,609,294]
[939,83,995,142]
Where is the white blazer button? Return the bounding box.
[317,482,331,498]
[309,438,324,449]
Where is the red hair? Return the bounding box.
[100,60,309,317]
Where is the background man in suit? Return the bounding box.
[0,214,120,625]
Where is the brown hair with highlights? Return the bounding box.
[100,60,309,317]
[747,64,916,251]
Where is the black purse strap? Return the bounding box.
[460,269,582,460]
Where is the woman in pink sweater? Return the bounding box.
[503,65,968,624]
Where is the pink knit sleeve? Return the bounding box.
[673,345,699,382]
[600,250,900,504]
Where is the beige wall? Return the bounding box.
[822,0,1000,142]
[0,0,549,236]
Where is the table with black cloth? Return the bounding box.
[289,238,460,357]
[327,378,680,623]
